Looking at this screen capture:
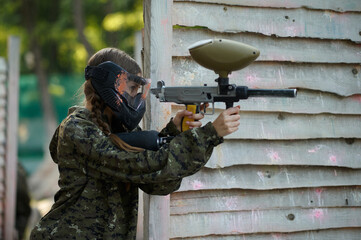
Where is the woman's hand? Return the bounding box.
[212,106,241,137]
[173,104,208,132]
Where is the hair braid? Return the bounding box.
[90,94,111,136]
[83,80,143,152]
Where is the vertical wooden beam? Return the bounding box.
[143,0,173,239]
[5,36,20,240]
[134,30,144,240]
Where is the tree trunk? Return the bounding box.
[73,0,94,57]
[21,0,59,200]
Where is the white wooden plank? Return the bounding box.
[172,29,361,64]
[170,229,361,240]
[178,165,361,191]
[170,208,361,238]
[170,87,361,115]
[205,111,361,140]
[173,57,361,99]
[205,139,361,169]
[172,106,361,139]
[5,35,20,240]
[174,0,361,13]
[172,2,361,42]
[171,187,361,214]
[143,0,173,239]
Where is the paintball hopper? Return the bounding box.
[188,39,260,78]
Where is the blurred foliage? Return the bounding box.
[0,0,144,174]
[0,0,143,74]
[18,74,85,173]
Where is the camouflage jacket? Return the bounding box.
[30,106,223,239]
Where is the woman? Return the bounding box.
[30,48,240,239]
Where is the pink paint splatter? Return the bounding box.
[271,233,284,240]
[313,209,324,218]
[191,180,204,190]
[351,95,361,103]
[315,188,323,196]
[267,149,281,163]
[245,73,260,86]
[308,145,322,153]
[311,209,325,220]
[284,25,304,37]
[161,18,168,26]
[329,155,337,164]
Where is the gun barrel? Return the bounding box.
[247,88,297,98]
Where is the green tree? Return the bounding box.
[0,0,143,176]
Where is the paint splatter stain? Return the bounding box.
[191,180,204,190]
[267,149,281,163]
[245,73,260,86]
[311,209,325,220]
[329,155,337,164]
[315,188,323,195]
[351,95,361,103]
[308,145,322,153]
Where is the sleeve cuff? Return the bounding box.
[159,118,181,137]
[200,122,224,146]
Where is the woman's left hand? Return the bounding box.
[172,104,208,132]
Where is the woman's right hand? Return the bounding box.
[212,106,241,137]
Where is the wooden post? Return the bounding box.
[134,30,144,240]
[143,0,173,239]
[5,36,20,240]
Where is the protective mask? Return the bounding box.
[85,61,151,131]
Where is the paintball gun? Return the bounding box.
[151,39,297,131]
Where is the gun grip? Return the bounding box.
[181,105,198,132]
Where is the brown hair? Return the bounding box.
[83,47,144,152]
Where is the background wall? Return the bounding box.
[145,0,361,239]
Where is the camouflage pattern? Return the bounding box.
[30,106,223,239]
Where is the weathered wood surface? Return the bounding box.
[177,165,361,191]
[172,106,361,139]
[171,187,361,214]
[174,0,361,12]
[203,112,361,140]
[170,207,361,238]
[173,57,361,99]
[143,0,173,239]
[5,36,20,240]
[170,229,361,240]
[173,2,361,42]
[205,139,361,169]
[171,89,361,115]
[166,1,361,239]
[172,29,361,64]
